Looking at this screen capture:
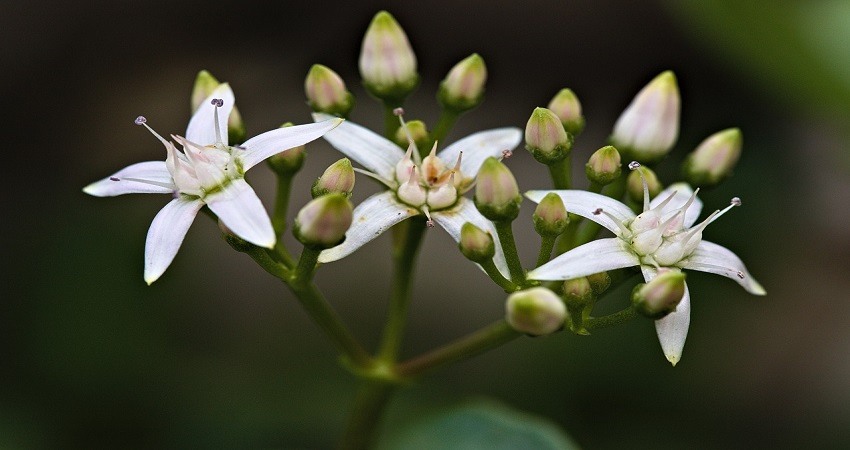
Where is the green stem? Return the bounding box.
[338,381,397,450]
[585,306,639,330]
[395,320,521,378]
[271,174,296,267]
[480,258,519,292]
[535,234,557,268]
[494,220,525,284]
[548,158,572,190]
[430,108,460,145]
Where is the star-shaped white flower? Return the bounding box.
[84,84,343,284]
[312,113,521,275]
[525,166,765,365]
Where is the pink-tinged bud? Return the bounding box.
[458,222,495,263]
[359,11,419,101]
[294,193,353,249]
[437,53,487,112]
[305,64,355,118]
[393,119,430,149]
[547,88,585,136]
[505,287,566,336]
[267,122,306,175]
[532,192,569,237]
[587,272,612,295]
[632,270,686,319]
[190,70,246,144]
[626,165,662,203]
[525,107,572,164]
[682,128,742,187]
[474,157,522,221]
[562,277,594,335]
[611,71,680,163]
[311,158,356,198]
[585,145,622,186]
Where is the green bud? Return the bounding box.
[627,165,662,203]
[611,71,680,163]
[532,193,569,237]
[562,277,594,335]
[190,70,246,144]
[682,128,742,187]
[305,64,355,118]
[359,11,419,102]
[632,270,686,319]
[524,107,572,164]
[587,271,612,295]
[267,122,306,175]
[311,158,356,198]
[437,53,487,112]
[505,287,566,336]
[294,193,353,249]
[393,119,430,150]
[458,222,495,263]
[546,88,585,136]
[474,157,522,221]
[585,145,622,185]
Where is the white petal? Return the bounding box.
[205,178,275,248]
[431,197,510,279]
[187,83,235,145]
[527,238,639,280]
[83,161,175,196]
[437,127,522,178]
[314,112,404,181]
[654,283,691,366]
[318,191,418,263]
[144,197,204,284]
[677,240,766,295]
[525,190,635,235]
[240,118,344,171]
[651,182,702,228]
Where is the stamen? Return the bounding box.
[134,116,146,125]
[114,177,175,190]
[353,167,394,188]
[707,196,742,225]
[135,115,169,146]
[395,109,420,164]
[593,208,631,237]
[629,161,651,212]
[393,107,405,116]
[110,177,120,181]
[211,98,224,146]
[421,205,435,228]
[628,161,641,170]
[501,149,513,160]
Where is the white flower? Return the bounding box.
[312,113,521,276]
[84,84,343,284]
[525,164,765,365]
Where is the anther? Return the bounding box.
[211,98,224,107]
[593,208,603,215]
[426,220,435,228]
[110,177,120,181]
[628,161,641,170]
[393,107,405,116]
[731,197,742,207]
[737,271,745,279]
[134,116,147,125]
[501,149,513,159]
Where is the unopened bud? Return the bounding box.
[312,158,356,198]
[474,157,522,221]
[587,271,611,295]
[532,193,569,237]
[525,107,572,164]
[393,119,430,149]
[562,277,594,335]
[359,11,419,102]
[294,193,353,249]
[305,64,355,118]
[682,128,742,187]
[505,287,566,336]
[437,53,487,112]
[267,122,306,175]
[585,145,622,185]
[611,71,680,163]
[632,270,686,319]
[547,88,585,136]
[627,165,662,203]
[190,70,246,144]
[458,222,495,263]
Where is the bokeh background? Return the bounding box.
[4,0,850,448]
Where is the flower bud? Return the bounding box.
[437,53,487,112]
[681,128,742,187]
[585,145,622,186]
[267,122,306,175]
[611,71,680,163]
[293,193,353,249]
[626,165,662,203]
[505,287,566,336]
[311,158,356,198]
[458,222,495,263]
[474,157,522,221]
[632,270,686,319]
[524,107,572,164]
[587,271,611,295]
[547,88,585,136]
[562,277,594,335]
[190,70,246,144]
[305,64,355,118]
[359,11,419,102]
[393,119,430,150]
[532,193,569,237]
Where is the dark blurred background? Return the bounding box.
[3,0,850,448]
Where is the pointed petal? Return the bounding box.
[527,238,639,280]
[437,127,522,177]
[144,197,204,284]
[651,182,702,227]
[525,190,635,235]
[678,240,766,295]
[313,112,404,181]
[187,83,234,145]
[431,197,510,279]
[655,282,691,366]
[205,178,275,248]
[84,161,175,196]
[318,191,418,263]
[240,118,344,171]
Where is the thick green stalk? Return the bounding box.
[535,234,557,268]
[430,108,460,145]
[480,258,519,292]
[548,157,572,190]
[494,220,525,285]
[585,306,639,330]
[338,381,397,450]
[271,174,296,267]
